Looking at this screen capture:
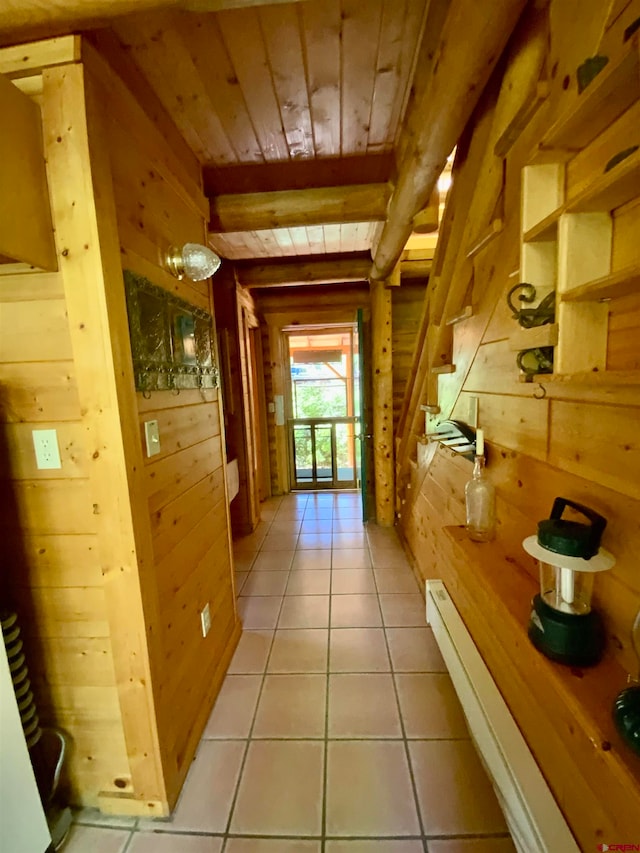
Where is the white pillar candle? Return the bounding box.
[476,428,484,457]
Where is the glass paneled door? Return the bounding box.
[286,327,358,490]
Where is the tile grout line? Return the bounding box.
[321,503,334,853]
[120,828,135,853]
[371,525,430,846]
[223,497,285,852]
[222,500,298,847]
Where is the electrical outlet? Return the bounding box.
[200,603,211,638]
[32,429,62,470]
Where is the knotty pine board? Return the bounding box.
[146,438,223,515]
[399,9,640,843]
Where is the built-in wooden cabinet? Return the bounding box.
[0,73,56,272]
[516,33,640,384]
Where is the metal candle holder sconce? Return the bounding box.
[507,282,556,380]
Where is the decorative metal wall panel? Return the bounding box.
[124,270,218,394]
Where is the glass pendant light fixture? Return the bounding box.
[166,243,221,281]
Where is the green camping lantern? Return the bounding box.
[523,498,615,667]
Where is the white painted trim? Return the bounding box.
[426,580,580,853]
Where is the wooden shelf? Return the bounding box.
[494,81,549,158]
[519,52,640,387]
[522,207,561,242]
[442,524,640,793]
[431,363,456,375]
[466,218,503,259]
[445,305,473,326]
[566,146,640,213]
[521,163,564,237]
[561,263,640,303]
[0,72,56,271]
[509,323,558,351]
[523,146,640,241]
[536,369,640,386]
[542,33,640,152]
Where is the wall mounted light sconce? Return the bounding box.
[166,243,221,281]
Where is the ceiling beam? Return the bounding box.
[0,0,310,39]
[235,252,432,289]
[210,183,392,233]
[400,259,433,279]
[204,153,394,196]
[370,0,527,281]
[235,256,372,289]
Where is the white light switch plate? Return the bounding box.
[32,429,62,469]
[144,420,161,457]
[274,395,285,426]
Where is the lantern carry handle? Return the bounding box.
[549,497,607,555]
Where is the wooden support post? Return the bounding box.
[267,323,289,495]
[370,278,394,526]
[42,61,167,811]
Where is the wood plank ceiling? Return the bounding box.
[102,0,433,268]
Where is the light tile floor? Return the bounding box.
[69,492,516,853]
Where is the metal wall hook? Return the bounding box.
[533,383,547,400]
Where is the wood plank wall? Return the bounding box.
[0,35,238,813]
[0,270,131,805]
[214,269,260,535]
[391,281,426,433]
[85,40,240,808]
[397,1,640,847]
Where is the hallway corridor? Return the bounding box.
[66,492,515,853]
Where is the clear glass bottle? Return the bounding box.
[465,454,496,542]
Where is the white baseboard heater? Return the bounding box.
[425,580,580,853]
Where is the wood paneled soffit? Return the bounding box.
[210,183,392,232]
